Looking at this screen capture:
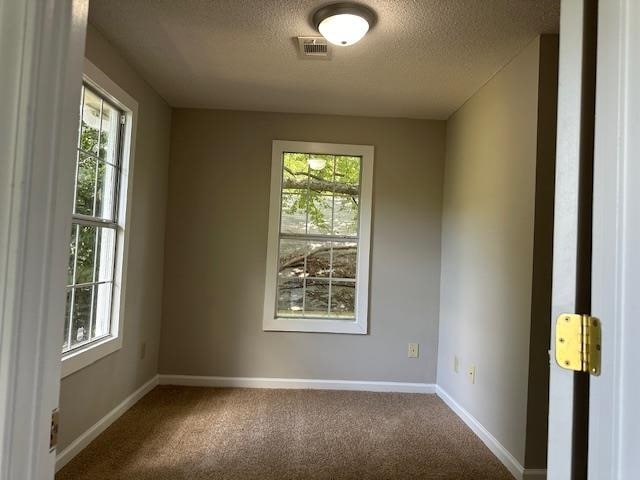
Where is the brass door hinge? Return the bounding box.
[555,313,601,376]
[50,408,59,452]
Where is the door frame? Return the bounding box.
[546,1,597,477]
[0,1,88,479]
[588,0,640,477]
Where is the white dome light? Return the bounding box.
[313,3,376,47]
[318,13,370,46]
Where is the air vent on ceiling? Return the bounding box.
[297,36,331,59]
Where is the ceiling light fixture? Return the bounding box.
[312,3,376,47]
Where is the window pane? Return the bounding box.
[335,156,361,187]
[74,153,96,216]
[80,88,102,156]
[306,241,332,278]
[70,286,93,347]
[93,282,112,338]
[277,276,304,316]
[74,224,97,285]
[333,195,359,237]
[280,190,307,234]
[95,160,118,220]
[330,280,356,318]
[99,101,120,163]
[278,239,308,278]
[304,279,330,317]
[332,241,357,279]
[95,227,116,282]
[283,152,311,185]
[307,194,333,235]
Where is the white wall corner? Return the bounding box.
[158,375,436,394]
[55,375,159,472]
[436,386,526,479]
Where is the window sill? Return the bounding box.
[263,317,367,334]
[61,334,122,378]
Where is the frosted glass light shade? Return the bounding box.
[318,13,370,46]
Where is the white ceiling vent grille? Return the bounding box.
[297,36,331,59]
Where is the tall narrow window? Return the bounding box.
[61,60,137,377]
[64,84,122,353]
[263,141,374,334]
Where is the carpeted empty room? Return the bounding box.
[56,387,513,480]
[50,1,561,479]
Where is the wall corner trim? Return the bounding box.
[158,375,436,394]
[436,386,534,480]
[55,375,159,472]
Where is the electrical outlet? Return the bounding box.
[408,343,419,358]
[454,355,459,373]
[468,365,476,384]
[139,341,146,360]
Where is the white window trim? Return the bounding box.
[61,59,138,378]
[263,140,374,335]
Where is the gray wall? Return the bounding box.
[159,110,446,383]
[437,36,556,467]
[58,24,171,450]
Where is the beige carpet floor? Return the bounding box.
[56,386,514,480]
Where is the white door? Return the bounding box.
[548,0,640,478]
[0,1,87,479]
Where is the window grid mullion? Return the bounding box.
[71,214,118,229]
[76,147,120,169]
[279,233,358,242]
[66,280,112,290]
[327,156,337,316]
[302,157,311,316]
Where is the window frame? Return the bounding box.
[263,140,374,334]
[61,59,138,377]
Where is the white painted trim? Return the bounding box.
[522,469,547,479]
[159,375,435,394]
[61,59,139,378]
[0,1,88,479]
[55,375,159,472]
[436,386,525,480]
[588,0,640,478]
[262,140,374,335]
[546,2,593,478]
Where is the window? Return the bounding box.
[263,141,374,334]
[61,60,137,377]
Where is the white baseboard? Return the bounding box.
[158,374,436,394]
[55,374,159,472]
[522,469,547,479]
[436,386,531,480]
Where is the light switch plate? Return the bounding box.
[408,343,419,358]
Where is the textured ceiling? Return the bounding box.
[88,0,559,119]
